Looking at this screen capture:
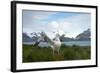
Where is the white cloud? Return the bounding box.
[32,11,58,20]
[23,10,91,38]
[55,13,91,37]
[50,21,59,29]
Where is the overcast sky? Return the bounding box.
[22,10,91,38]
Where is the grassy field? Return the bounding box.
[23,44,91,63]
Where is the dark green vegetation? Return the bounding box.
[23,44,91,63]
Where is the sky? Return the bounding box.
[22,10,91,38]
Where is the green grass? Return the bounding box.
[23,44,91,63]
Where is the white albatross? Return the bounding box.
[40,32,61,55]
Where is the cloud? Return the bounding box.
[23,10,58,29]
[56,13,91,37]
[23,10,91,38]
[32,11,58,20]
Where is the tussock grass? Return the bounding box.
[23,44,91,63]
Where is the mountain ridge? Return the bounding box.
[23,28,91,42]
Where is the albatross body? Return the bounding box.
[40,32,61,55]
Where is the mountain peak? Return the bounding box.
[23,33,33,42]
[76,28,91,40]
